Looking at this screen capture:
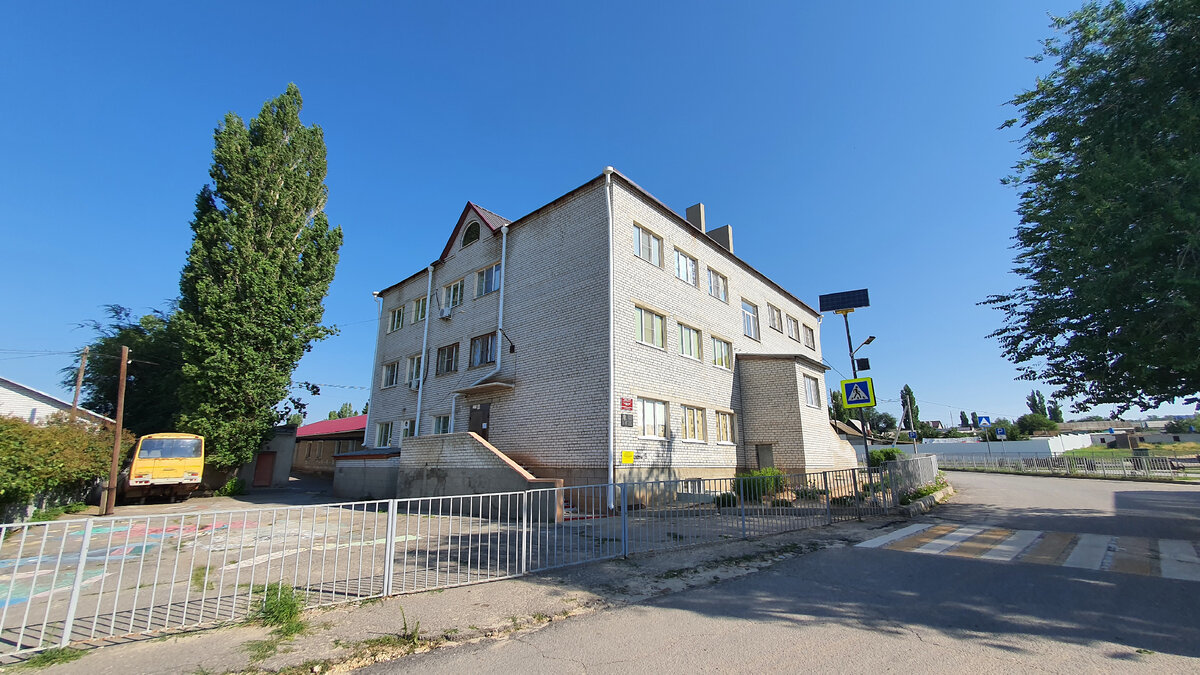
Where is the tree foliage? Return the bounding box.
[1047,400,1065,423]
[986,0,1200,413]
[175,84,343,468]
[61,305,183,436]
[1164,416,1198,433]
[959,411,970,427]
[287,413,304,426]
[327,402,356,420]
[0,414,133,505]
[828,389,850,423]
[982,418,1024,441]
[899,384,920,429]
[1016,412,1059,435]
[1026,390,1048,417]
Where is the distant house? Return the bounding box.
[294,415,366,476]
[0,376,112,426]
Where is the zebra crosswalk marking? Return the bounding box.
[1063,534,1113,570]
[979,530,1041,562]
[945,528,1013,559]
[1109,537,1157,576]
[915,526,987,555]
[1021,531,1076,566]
[1160,539,1200,581]
[857,523,934,549]
[885,524,958,552]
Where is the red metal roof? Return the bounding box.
[296,414,367,438]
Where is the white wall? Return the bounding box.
[915,434,1094,456]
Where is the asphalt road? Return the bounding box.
[363,472,1200,673]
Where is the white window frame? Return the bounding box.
[401,419,415,438]
[433,415,451,434]
[707,268,728,302]
[411,296,427,324]
[786,315,801,341]
[804,375,821,408]
[470,332,497,367]
[406,354,423,387]
[682,406,706,441]
[716,411,734,444]
[382,361,400,388]
[711,337,732,370]
[741,300,760,340]
[461,221,481,248]
[638,398,667,438]
[376,422,393,448]
[633,225,662,266]
[436,343,459,375]
[388,307,404,333]
[444,279,464,309]
[768,304,783,332]
[674,249,698,286]
[803,324,816,349]
[635,306,666,349]
[678,323,701,360]
[476,263,501,297]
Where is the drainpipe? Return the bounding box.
[364,291,382,447]
[472,225,509,386]
[414,265,434,437]
[604,166,616,509]
[449,393,461,433]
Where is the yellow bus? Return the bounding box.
[120,433,205,503]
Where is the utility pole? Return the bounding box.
[69,346,89,423]
[104,346,129,516]
[841,312,871,466]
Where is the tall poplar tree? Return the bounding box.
[175,84,343,468]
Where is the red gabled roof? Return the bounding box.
[437,202,512,261]
[296,414,367,438]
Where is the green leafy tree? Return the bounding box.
[61,305,184,436]
[983,418,1024,441]
[175,84,343,468]
[1016,413,1058,435]
[899,384,920,429]
[986,0,1200,413]
[287,413,304,426]
[869,410,897,433]
[1047,400,1064,423]
[959,410,970,427]
[327,402,356,420]
[827,389,850,423]
[361,401,368,415]
[1164,416,1199,433]
[1026,390,1048,417]
[970,412,979,429]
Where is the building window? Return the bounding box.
[712,338,732,369]
[436,343,459,374]
[786,315,800,341]
[412,296,427,323]
[768,304,783,332]
[674,250,697,285]
[433,415,451,434]
[382,361,400,388]
[376,422,393,447]
[639,398,667,438]
[678,324,701,360]
[476,263,501,297]
[462,221,481,247]
[388,307,404,333]
[401,419,415,438]
[470,332,497,367]
[633,225,662,266]
[682,406,706,441]
[444,279,464,309]
[716,411,734,443]
[635,307,665,349]
[707,268,728,302]
[741,300,760,340]
[804,375,821,408]
[406,354,423,387]
[803,324,816,349]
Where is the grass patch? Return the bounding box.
[17,647,85,668]
[191,566,214,592]
[243,583,307,662]
[1063,442,1200,459]
[216,477,246,497]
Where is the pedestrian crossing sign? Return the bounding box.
[840,377,876,409]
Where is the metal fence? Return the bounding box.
[1,460,936,658]
[937,453,1186,479]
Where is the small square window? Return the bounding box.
[444,279,464,309]
[707,269,728,302]
[382,362,400,388]
[804,375,821,408]
[742,300,760,340]
[436,343,459,374]
[636,307,666,348]
[634,225,662,266]
[674,250,698,285]
[803,324,816,349]
[406,354,423,387]
[376,422,393,447]
[711,338,732,369]
[716,411,735,443]
[639,398,667,438]
[476,263,501,297]
[768,304,783,332]
[388,307,404,333]
[433,415,451,434]
[401,420,415,438]
[679,323,702,360]
[682,406,706,441]
[470,332,497,367]
[411,297,427,323]
[786,316,801,341]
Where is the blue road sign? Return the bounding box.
[840,377,876,408]
[907,431,918,440]
[978,416,992,428]
[996,427,1007,437]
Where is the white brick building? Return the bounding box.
[361,168,856,489]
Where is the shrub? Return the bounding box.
[770,498,792,507]
[0,414,133,505]
[794,485,827,500]
[713,492,738,508]
[867,448,909,467]
[256,583,305,637]
[735,468,787,501]
[899,472,949,505]
[216,477,246,497]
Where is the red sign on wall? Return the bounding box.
[620,397,634,411]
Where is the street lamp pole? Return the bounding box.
[839,311,872,467]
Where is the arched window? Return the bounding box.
[462,221,481,247]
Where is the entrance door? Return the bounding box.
[755,444,775,469]
[469,403,491,440]
[252,451,276,487]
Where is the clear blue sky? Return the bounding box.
[2,1,1192,426]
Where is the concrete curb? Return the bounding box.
[897,484,955,517]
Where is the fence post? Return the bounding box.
[853,468,863,520]
[520,491,529,575]
[382,499,397,596]
[620,483,629,558]
[822,471,832,524]
[738,476,748,539]
[60,519,93,647]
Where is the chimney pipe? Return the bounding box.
[709,224,734,254]
[685,203,706,232]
